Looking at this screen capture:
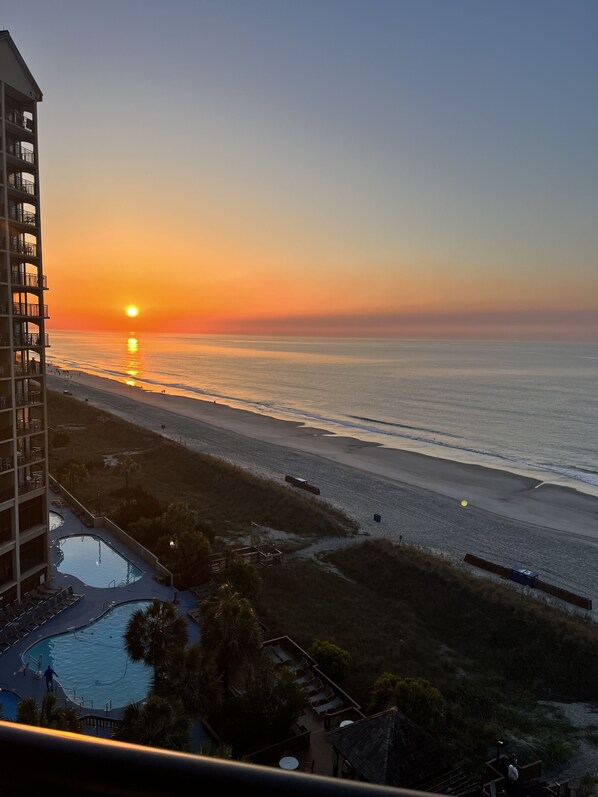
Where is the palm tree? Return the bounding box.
[117,454,140,505]
[58,459,89,491]
[124,599,188,689]
[112,695,190,751]
[200,584,262,692]
[159,643,222,715]
[16,694,82,732]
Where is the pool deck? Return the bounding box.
[0,491,200,725]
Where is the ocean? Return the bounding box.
[46,331,598,497]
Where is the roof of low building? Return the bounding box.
[327,706,449,788]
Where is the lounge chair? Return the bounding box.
[306,679,324,695]
[272,645,291,664]
[315,697,344,716]
[296,672,316,686]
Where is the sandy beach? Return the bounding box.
[47,371,598,610]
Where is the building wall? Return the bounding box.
[0,33,49,605]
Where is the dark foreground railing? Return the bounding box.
[0,721,432,797]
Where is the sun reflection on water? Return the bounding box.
[124,333,142,386]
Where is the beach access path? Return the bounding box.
[47,372,598,615]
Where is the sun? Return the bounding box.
[126,305,139,318]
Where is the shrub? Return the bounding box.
[309,639,351,684]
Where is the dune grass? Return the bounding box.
[258,539,594,766]
[47,390,357,542]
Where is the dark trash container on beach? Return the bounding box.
[510,567,538,588]
[374,514,381,523]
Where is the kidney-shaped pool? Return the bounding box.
[24,601,153,710]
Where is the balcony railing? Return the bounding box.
[13,333,49,348]
[12,303,49,318]
[5,108,34,133]
[19,474,45,494]
[0,721,422,797]
[8,147,35,165]
[8,209,36,226]
[17,419,43,435]
[11,271,47,289]
[17,448,44,465]
[9,240,37,257]
[7,176,35,195]
[14,361,42,376]
[15,391,41,407]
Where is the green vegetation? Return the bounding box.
[48,390,357,548]
[308,639,351,684]
[200,584,262,692]
[577,774,598,797]
[48,389,598,769]
[257,541,598,764]
[123,599,188,690]
[368,673,445,731]
[112,695,191,751]
[16,693,82,732]
[118,586,305,756]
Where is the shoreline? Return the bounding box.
[47,370,598,546]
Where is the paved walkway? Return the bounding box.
[0,492,200,729]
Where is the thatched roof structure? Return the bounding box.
[327,706,449,787]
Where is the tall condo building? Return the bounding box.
[0,31,49,604]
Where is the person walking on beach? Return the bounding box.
[44,665,57,692]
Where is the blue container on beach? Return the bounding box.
[510,567,538,587]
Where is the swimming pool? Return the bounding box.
[0,688,21,720]
[24,601,153,710]
[57,534,143,588]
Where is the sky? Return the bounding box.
[3,1,598,339]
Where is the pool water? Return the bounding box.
[0,689,21,720]
[57,534,143,588]
[24,601,153,709]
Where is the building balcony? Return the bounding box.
[17,447,44,466]
[15,391,41,407]
[7,147,35,166]
[11,271,47,289]
[4,108,34,134]
[0,396,11,410]
[8,209,36,227]
[7,176,35,196]
[13,333,49,348]
[12,302,49,318]
[18,474,44,494]
[16,418,43,435]
[14,361,42,376]
[9,240,37,257]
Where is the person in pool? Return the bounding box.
[44,665,57,692]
